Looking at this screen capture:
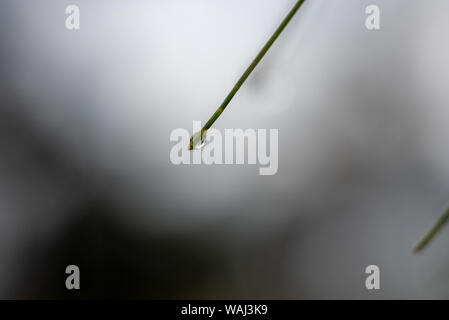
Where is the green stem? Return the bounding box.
[189,0,307,149]
[414,205,449,253]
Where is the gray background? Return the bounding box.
[1,0,449,298]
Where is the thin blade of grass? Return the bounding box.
[414,205,449,253]
[189,0,307,150]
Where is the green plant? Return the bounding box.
[189,0,307,150]
[414,206,449,253]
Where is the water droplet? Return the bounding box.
[189,131,207,150]
[194,135,206,149]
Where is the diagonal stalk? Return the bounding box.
[189,0,307,150]
[414,205,449,253]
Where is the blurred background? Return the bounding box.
[1,0,449,299]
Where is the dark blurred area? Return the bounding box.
[0,104,288,299]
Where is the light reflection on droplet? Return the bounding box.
[193,132,207,149]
